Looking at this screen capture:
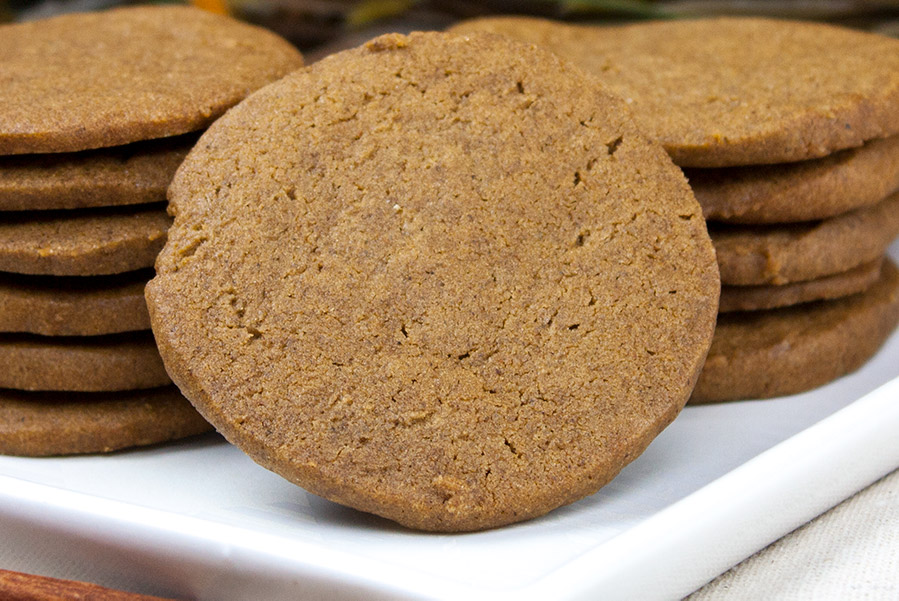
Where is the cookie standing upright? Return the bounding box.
[147,31,720,531]
[0,6,304,455]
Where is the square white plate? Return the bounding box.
[1,242,897,601]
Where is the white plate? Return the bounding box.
[1,242,898,601]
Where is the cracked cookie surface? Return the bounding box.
[147,31,719,531]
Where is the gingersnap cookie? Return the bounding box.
[0,6,303,155]
[0,204,170,276]
[0,269,151,336]
[0,386,212,456]
[692,259,899,403]
[719,258,883,313]
[0,331,169,392]
[0,134,195,212]
[146,32,720,531]
[687,135,899,223]
[712,190,899,286]
[449,17,899,167]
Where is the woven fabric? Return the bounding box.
[687,468,899,600]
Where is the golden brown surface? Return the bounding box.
[688,136,899,223]
[719,258,883,313]
[0,331,169,392]
[692,260,899,403]
[0,204,171,276]
[711,191,899,285]
[147,32,719,531]
[0,134,195,211]
[0,6,303,155]
[0,270,151,336]
[0,387,211,457]
[449,17,899,167]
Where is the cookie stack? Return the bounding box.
[450,16,899,402]
[0,6,304,455]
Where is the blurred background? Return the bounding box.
[3,0,899,60]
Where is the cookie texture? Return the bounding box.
[688,135,899,223]
[0,331,170,391]
[0,5,303,155]
[0,270,151,336]
[712,190,899,285]
[147,32,719,531]
[0,134,194,211]
[692,259,899,403]
[449,16,899,167]
[719,258,883,313]
[0,386,212,456]
[0,204,170,276]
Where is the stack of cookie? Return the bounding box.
[0,6,304,455]
[450,16,899,403]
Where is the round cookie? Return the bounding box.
[692,259,899,403]
[712,190,899,286]
[687,135,899,223]
[719,258,884,313]
[0,134,194,211]
[448,17,899,167]
[0,6,303,155]
[0,204,171,276]
[0,331,170,392]
[0,270,151,336]
[0,386,212,456]
[147,32,720,531]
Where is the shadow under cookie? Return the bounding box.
[687,135,899,223]
[0,269,152,336]
[0,134,195,211]
[0,203,171,276]
[719,258,883,313]
[711,190,899,285]
[692,259,899,403]
[0,330,170,392]
[0,386,212,456]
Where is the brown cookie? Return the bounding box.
[712,190,899,285]
[0,204,171,276]
[0,386,212,456]
[0,331,170,392]
[0,134,195,211]
[449,17,899,167]
[692,259,899,403]
[719,258,883,313]
[0,6,303,155]
[0,269,151,336]
[687,135,899,223]
[147,32,720,531]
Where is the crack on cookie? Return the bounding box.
[606,136,623,156]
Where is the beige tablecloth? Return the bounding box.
[686,468,899,600]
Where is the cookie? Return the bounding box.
[712,190,899,285]
[0,331,170,392]
[687,135,899,223]
[146,32,720,531]
[0,6,303,155]
[0,204,171,276]
[0,386,212,456]
[692,259,899,403]
[719,258,883,313]
[0,269,151,336]
[449,17,899,167]
[0,134,194,212]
